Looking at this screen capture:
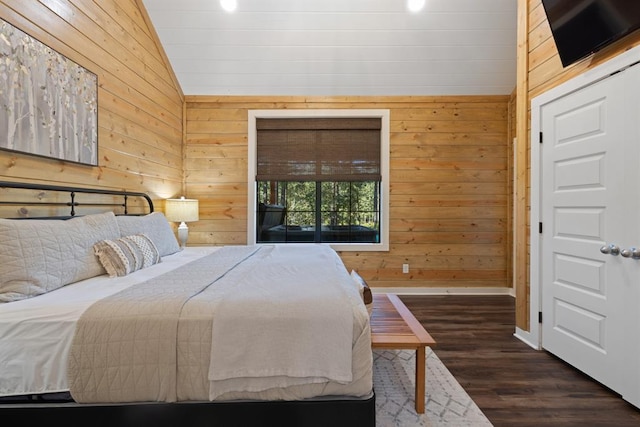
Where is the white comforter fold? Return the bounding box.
[207,245,354,398]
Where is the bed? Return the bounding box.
[0,181,375,426]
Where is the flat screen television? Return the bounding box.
[541,0,640,67]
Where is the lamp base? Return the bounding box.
[177,222,189,249]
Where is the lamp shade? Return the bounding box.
[165,197,199,222]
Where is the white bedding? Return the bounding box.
[0,245,373,401]
[0,247,219,397]
[206,245,355,399]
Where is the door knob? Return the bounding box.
[600,244,620,256]
[620,247,640,259]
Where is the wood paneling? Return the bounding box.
[185,96,510,290]
[515,0,531,333]
[515,0,640,330]
[0,1,511,292]
[0,0,183,203]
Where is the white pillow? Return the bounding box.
[116,212,180,256]
[0,212,120,303]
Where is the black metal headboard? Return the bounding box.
[0,181,154,219]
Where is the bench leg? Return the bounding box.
[415,346,426,413]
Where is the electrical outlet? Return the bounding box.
[402,263,409,274]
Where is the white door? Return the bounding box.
[540,64,640,401]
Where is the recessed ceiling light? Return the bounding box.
[220,0,237,13]
[407,0,426,13]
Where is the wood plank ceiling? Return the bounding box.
[141,0,517,96]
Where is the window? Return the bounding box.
[248,110,390,251]
[257,181,380,244]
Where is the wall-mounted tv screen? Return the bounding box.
[541,0,640,67]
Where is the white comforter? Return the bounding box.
[207,245,355,399]
[0,245,372,402]
[0,247,219,397]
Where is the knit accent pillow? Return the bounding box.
[94,234,161,277]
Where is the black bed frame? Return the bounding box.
[0,181,376,427]
[2,395,376,427]
[0,180,155,218]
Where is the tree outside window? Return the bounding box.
[257,180,380,243]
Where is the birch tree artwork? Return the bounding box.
[0,19,98,166]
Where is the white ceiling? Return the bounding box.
[142,0,517,96]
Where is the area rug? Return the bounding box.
[374,349,493,426]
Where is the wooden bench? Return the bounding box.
[370,293,436,414]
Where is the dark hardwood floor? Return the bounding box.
[399,295,640,427]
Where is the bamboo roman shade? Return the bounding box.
[256,118,381,182]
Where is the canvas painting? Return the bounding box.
[0,19,98,166]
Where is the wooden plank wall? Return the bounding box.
[514,0,640,329]
[185,96,511,290]
[0,0,512,291]
[0,0,183,206]
[507,87,516,297]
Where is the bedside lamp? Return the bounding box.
[165,196,199,249]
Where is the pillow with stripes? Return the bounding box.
[93,234,161,277]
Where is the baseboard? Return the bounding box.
[514,327,540,350]
[371,287,515,296]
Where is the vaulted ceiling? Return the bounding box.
[142,0,517,96]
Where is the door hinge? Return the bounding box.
[539,222,543,234]
[539,132,543,143]
[539,311,543,323]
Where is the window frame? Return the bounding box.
[248,109,390,252]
